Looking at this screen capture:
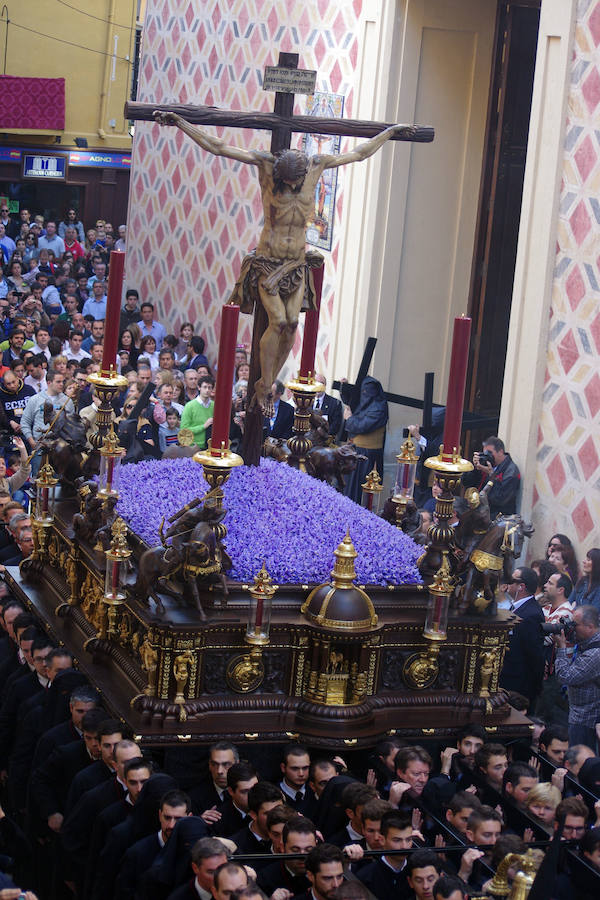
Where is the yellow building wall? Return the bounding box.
[0,0,138,150]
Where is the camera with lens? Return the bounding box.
[541,616,576,642]
[478,449,495,468]
[0,427,17,451]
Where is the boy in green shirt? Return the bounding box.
[180,375,214,448]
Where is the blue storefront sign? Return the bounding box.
[0,146,131,170]
[23,153,67,179]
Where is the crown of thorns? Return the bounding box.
[273,149,309,182]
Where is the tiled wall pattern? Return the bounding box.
[533,0,600,553]
[128,0,363,377]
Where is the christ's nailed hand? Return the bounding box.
[154,110,178,126]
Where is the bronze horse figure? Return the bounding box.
[40,405,99,488]
[455,514,534,615]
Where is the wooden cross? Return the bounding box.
[125,53,434,465]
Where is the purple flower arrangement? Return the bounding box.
[117,457,422,586]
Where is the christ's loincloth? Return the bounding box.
[230,249,324,314]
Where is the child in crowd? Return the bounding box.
[159,406,181,453]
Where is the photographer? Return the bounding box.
[463,436,520,519]
[553,605,600,750]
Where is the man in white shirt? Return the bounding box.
[32,326,52,362]
[24,354,48,393]
[65,331,87,362]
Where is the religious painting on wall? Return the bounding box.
[303,91,344,251]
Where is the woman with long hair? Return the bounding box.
[546,533,578,584]
[139,335,160,372]
[23,231,38,266]
[119,327,140,367]
[5,259,26,294]
[572,548,600,610]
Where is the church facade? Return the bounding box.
[127,0,597,558]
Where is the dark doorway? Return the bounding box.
[465,0,540,451]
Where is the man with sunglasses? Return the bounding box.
[499,566,545,710]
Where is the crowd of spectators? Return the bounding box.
[0,624,599,900]
[2,210,600,898]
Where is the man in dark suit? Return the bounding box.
[189,740,239,821]
[299,843,345,900]
[231,782,283,868]
[61,738,143,863]
[279,742,319,819]
[0,633,55,772]
[212,762,257,838]
[163,834,230,900]
[357,811,413,900]
[28,707,106,835]
[499,566,545,710]
[115,789,192,900]
[264,380,294,439]
[64,718,124,813]
[258,815,316,896]
[313,375,343,439]
[31,684,100,768]
[84,757,153,898]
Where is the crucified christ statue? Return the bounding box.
[155,110,414,411]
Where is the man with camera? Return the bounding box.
[553,605,600,750]
[536,574,575,725]
[463,436,520,519]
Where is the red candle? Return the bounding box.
[111,559,120,595]
[106,456,115,493]
[211,303,240,453]
[101,250,126,376]
[299,263,324,379]
[255,593,264,630]
[441,316,472,461]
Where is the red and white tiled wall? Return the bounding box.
[533,2,600,553]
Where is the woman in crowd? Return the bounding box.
[139,335,160,372]
[176,322,194,361]
[235,361,250,384]
[5,259,26,294]
[546,533,578,584]
[119,327,140,367]
[572,548,600,610]
[22,232,37,266]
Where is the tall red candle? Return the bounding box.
[299,263,324,379]
[101,250,126,376]
[441,316,472,461]
[211,303,240,453]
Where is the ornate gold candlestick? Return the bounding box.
[98,426,126,499]
[102,517,131,640]
[286,375,320,472]
[193,440,243,544]
[418,445,473,581]
[226,565,277,693]
[30,458,58,561]
[361,466,383,513]
[391,436,419,526]
[87,369,128,447]
[404,551,453,690]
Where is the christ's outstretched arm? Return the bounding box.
[154,111,273,166]
[316,123,417,170]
